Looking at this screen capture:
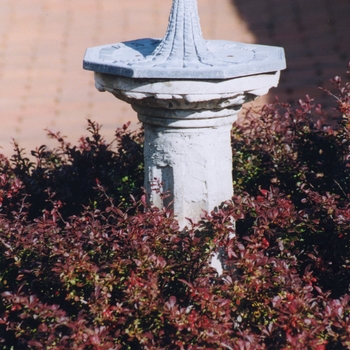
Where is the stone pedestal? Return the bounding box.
[84,0,286,274]
[95,71,281,227]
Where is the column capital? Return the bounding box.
[94,71,280,128]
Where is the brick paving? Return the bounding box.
[234,0,350,106]
[0,0,349,157]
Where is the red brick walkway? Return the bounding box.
[233,0,350,107]
[0,0,349,156]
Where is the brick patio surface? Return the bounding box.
[0,0,349,156]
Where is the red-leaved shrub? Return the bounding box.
[1,68,350,349]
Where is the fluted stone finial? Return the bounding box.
[83,0,286,79]
[147,0,213,67]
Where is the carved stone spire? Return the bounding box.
[147,0,213,67]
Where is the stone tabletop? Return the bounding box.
[84,39,285,79]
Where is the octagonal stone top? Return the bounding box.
[83,0,286,79]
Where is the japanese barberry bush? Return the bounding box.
[0,69,350,349]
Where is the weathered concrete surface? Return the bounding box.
[85,0,285,227]
[95,72,281,227]
[84,0,285,80]
[84,39,285,79]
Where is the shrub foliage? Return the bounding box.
[1,72,350,349]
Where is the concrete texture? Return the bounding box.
[0,0,349,157]
[83,0,285,79]
[95,69,281,226]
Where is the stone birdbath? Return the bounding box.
[83,0,286,229]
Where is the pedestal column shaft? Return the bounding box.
[142,117,235,228]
